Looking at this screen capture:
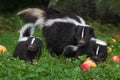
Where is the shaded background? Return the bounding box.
[0,0,120,24]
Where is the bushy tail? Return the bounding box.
[19,23,34,40]
[17,7,60,17]
[17,7,60,23]
[17,8,46,23]
[17,8,32,15]
[17,8,46,17]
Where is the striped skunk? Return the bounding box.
[17,8,96,56]
[63,37,107,62]
[13,23,42,62]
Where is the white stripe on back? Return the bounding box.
[65,45,78,51]
[34,17,45,28]
[44,17,90,27]
[19,23,34,40]
[19,37,28,42]
[77,16,86,25]
[91,38,107,46]
[72,46,78,51]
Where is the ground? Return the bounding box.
[0,15,120,80]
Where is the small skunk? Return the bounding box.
[17,8,96,55]
[63,37,107,62]
[13,23,42,62]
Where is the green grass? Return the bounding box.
[0,15,120,80]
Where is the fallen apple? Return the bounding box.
[111,39,116,43]
[106,38,117,45]
[80,58,97,70]
[0,45,7,54]
[114,34,120,38]
[111,56,120,62]
[80,63,90,70]
[107,46,112,53]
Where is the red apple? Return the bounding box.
[114,34,120,38]
[80,58,97,70]
[80,63,90,70]
[111,56,120,62]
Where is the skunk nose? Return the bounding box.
[79,39,86,45]
[94,56,98,59]
[27,45,35,51]
[93,56,99,62]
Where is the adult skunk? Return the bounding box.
[13,23,42,62]
[63,37,107,62]
[17,8,96,56]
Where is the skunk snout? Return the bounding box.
[93,56,98,59]
[78,39,86,45]
[92,56,99,62]
[27,45,35,51]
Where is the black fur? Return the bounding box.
[43,22,77,55]
[24,13,38,23]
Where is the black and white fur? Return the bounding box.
[36,14,95,55]
[63,37,107,62]
[13,23,42,62]
[17,8,96,56]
